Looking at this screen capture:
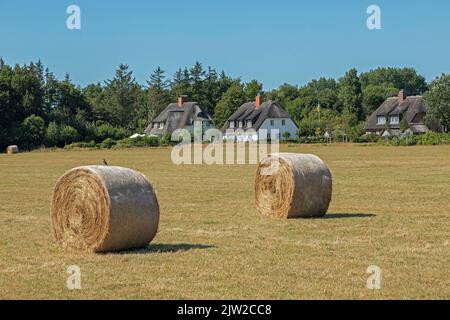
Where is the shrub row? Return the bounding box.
[56,132,450,151]
[64,136,162,150]
[377,132,450,146]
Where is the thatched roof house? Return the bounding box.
[144,96,212,137]
[364,90,429,136]
[222,95,298,141]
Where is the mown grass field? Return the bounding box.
[0,144,449,299]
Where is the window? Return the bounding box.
[239,121,243,128]
[377,116,386,125]
[247,120,252,128]
[282,120,286,126]
[270,120,275,126]
[229,121,235,129]
[153,123,158,129]
[390,116,399,125]
[159,123,164,129]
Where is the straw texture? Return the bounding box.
[6,145,19,155]
[255,153,332,218]
[51,166,159,253]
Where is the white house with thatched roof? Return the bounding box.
[221,96,298,141]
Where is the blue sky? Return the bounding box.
[1,0,450,89]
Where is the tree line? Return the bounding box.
[1,58,449,150]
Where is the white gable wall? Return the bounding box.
[259,118,298,140]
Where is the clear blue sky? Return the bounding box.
[1,0,450,89]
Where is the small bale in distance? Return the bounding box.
[6,145,19,155]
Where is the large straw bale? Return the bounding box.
[51,166,159,253]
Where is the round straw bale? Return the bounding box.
[51,166,159,253]
[255,153,332,218]
[6,145,19,155]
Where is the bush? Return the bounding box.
[95,124,118,142]
[21,115,46,149]
[114,127,130,140]
[93,123,132,142]
[113,136,160,149]
[46,122,79,147]
[282,132,291,141]
[101,138,117,149]
[377,132,450,146]
[46,122,60,146]
[416,132,450,145]
[60,125,79,145]
[62,136,160,150]
[297,136,326,144]
[160,132,171,146]
[64,140,97,150]
[354,134,380,143]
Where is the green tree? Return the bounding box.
[362,84,398,117]
[189,61,206,105]
[293,87,317,121]
[202,67,220,116]
[307,78,339,110]
[424,74,450,131]
[137,67,172,129]
[244,80,263,101]
[171,67,191,98]
[45,122,78,147]
[83,83,110,123]
[360,67,428,95]
[21,114,45,148]
[335,109,358,137]
[60,125,79,145]
[213,83,245,128]
[51,75,89,124]
[338,68,363,121]
[104,64,140,127]
[46,121,59,146]
[266,83,299,106]
[147,66,169,91]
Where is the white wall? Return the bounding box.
[259,118,298,140]
[224,118,298,141]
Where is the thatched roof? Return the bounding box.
[364,93,428,132]
[144,101,212,136]
[222,100,292,132]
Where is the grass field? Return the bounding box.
[0,144,449,299]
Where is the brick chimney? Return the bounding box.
[255,95,263,109]
[398,90,407,102]
[178,95,188,107]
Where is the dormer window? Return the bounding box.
[229,121,235,129]
[377,116,386,125]
[390,115,399,125]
